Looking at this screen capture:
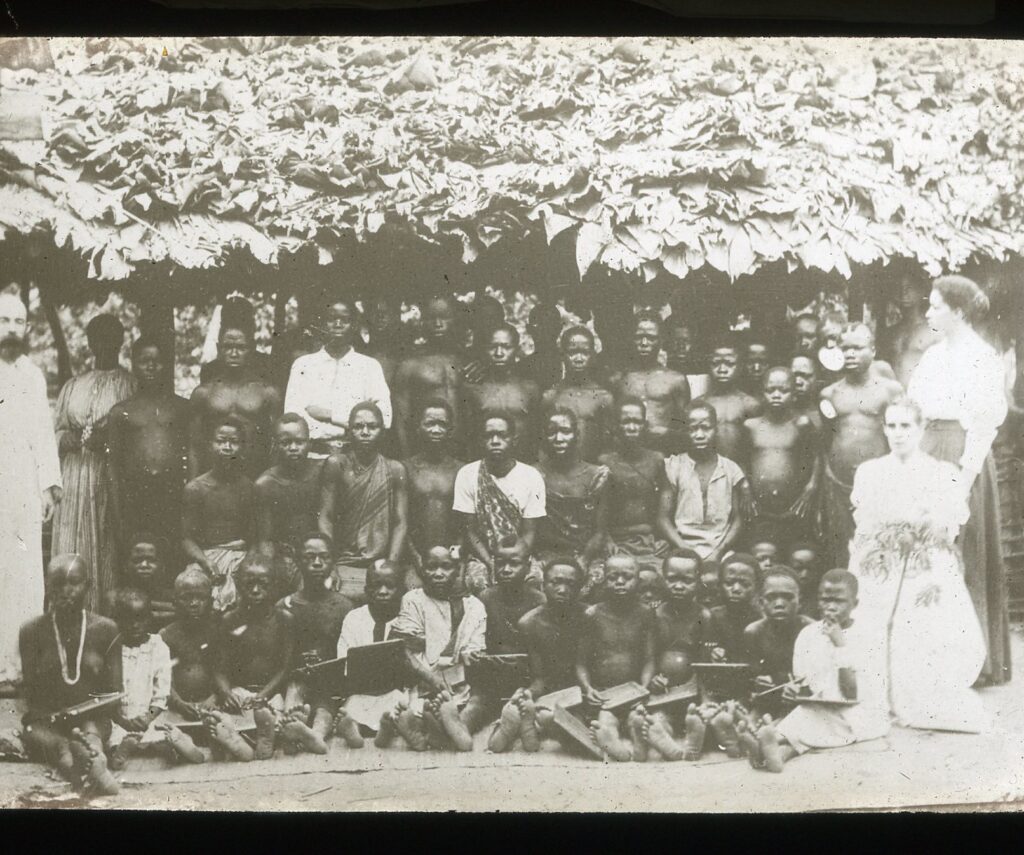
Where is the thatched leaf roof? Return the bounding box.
[1,35,1022,283]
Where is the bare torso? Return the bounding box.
[520,603,586,693]
[704,388,762,465]
[599,449,664,537]
[161,618,218,702]
[745,415,814,513]
[891,320,939,390]
[543,382,614,462]
[822,376,902,483]
[403,453,463,552]
[654,601,708,685]
[583,602,653,689]
[191,377,282,476]
[255,461,323,545]
[220,606,290,689]
[110,393,190,478]
[185,472,256,547]
[614,368,691,449]
[464,376,541,461]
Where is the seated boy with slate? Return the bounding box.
[277,532,355,750]
[389,545,488,752]
[489,556,585,754]
[335,561,405,745]
[575,554,656,762]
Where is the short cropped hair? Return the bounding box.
[295,531,333,555]
[419,398,455,422]
[617,395,647,419]
[841,322,874,345]
[131,336,165,360]
[546,407,579,432]
[559,325,595,350]
[820,567,858,597]
[761,565,801,587]
[480,409,517,436]
[722,553,759,580]
[276,412,310,432]
[126,531,166,557]
[348,400,385,428]
[543,556,586,582]
[210,413,248,438]
[112,586,150,615]
[489,322,520,347]
[664,548,703,568]
[684,398,717,425]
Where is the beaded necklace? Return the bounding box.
[52,609,86,686]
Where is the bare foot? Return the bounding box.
[487,698,521,753]
[710,703,742,758]
[159,725,206,764]
[281,714,329,755]
[253,706,277,760]
[394,702,429,752]
[312,707,335,743]
[421,698,451,750]
[437,690,473,752]
[589,710,631,762]
[735,718,764,769]
[204,711,254,761]
[516,691,541,753]
[682,703,706,761]
[333,709,365,749]
[757,717,785,773]
[107,733,141,772]
[70,728,119,796]
[626,707,649,762]
[375,710,398,748]
[643,711,684,761]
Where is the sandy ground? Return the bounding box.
[3,630,1023,813]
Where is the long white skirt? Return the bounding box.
[850,532,988,733]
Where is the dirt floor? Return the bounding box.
[2,630,1024,813]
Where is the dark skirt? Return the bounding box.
[922,420,1011,684]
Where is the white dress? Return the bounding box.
[848,452,988,732]
[0,356,61,682]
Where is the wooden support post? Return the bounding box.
[38,283,72,389]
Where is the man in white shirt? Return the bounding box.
[453,413,546,593]
[284,297,392,458]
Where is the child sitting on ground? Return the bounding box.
[121,533,176,631]
[182,415,257,612]
[702,553,762,664]
[277,533,356,750]
[610,550,713,763]
[388,545,489,752]
[479,541,547,655]
[736,569,889,773]
[108,588,204,769]
[744,567,813,718]
[213,557,322,759]
[337,562,405,745]
[786,541,823,618]
[575,555,656,762]
[489,557,588,754]
[160,569,225,739]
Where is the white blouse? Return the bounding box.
[851,452,970,540]
[907,332,1007,475]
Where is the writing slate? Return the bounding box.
[46,692,123,724]
[465,654,530,700]
[550,705,603,760]
[345,639,407,695]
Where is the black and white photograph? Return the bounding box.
[0,32,1021,811]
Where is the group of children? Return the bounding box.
[22,515,883,795]
[21,296,909,794]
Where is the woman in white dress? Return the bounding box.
[849,398,987,732]
[907,275,1010,685]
